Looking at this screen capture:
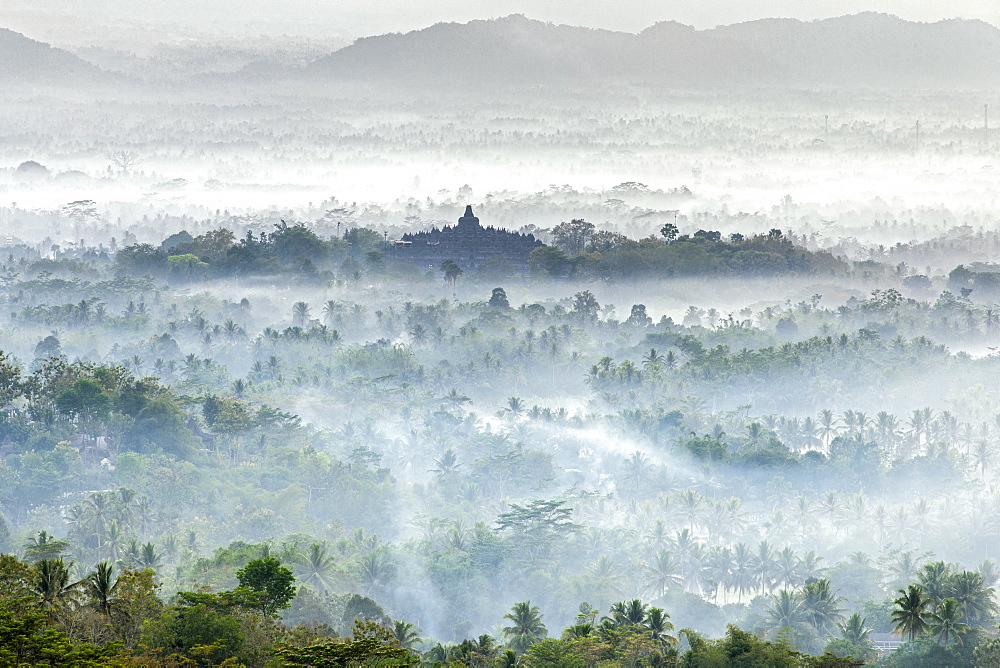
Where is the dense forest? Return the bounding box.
[1,8,1000,662]
[2,216,1000,665]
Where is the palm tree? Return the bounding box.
[440,260,463,293]
[103,520,125,562]
[33,559,78,610]
[646,607,676,644]
[322,300,339,326]
[292,301,311,327]
[755,541,776,594]
[133,497,155,540]
[801,579,844,636]
[393,620,422,649]
[23,531,69,562]
[677,490,702,532]
[774,547,799,588]
[442,388,471,407]
[564,623,594,639]
[948,571,996,625]
[407,323,427,347]
[706,546,733,604]
[731,542,756,601]
[927,599,969,646]
[644,550,683,599]
[764,589,807,637]
[503,601,547,653]
[818,409,837,448]
[299,543,338,594]
[917,561,951,605]
[973,441,991,476]
[357,549,394,598]
[838,613,870,646]
[607,599,648,627]
[83,561,120,615]
[425,643,449,663]
[874,411,899,450]
[119,490,141,524]
[121,540,155,570]
[432,449,460,477]
[499,649,517,668]
[892,584,930,642]
[889,551,922,587]
[83,492,114,548]
[977,560,999,588]
[502,397,525,420]
[622,452,651,496]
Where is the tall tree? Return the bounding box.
[23,531,69,562]
[235,556,296,616]
[392,620,422,650]
[927,598,969,647]
[33,559,78,611]
[949,570,996,625]
[440,260,463,291]
[764,589,807,637]
[838,613,870,646]
[83,561,120,616]
[503,601,547,654]
[891,584,930,642]
[801,579,845,636]
[298,543,338,594]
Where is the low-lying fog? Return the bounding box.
[3,16,1000,665]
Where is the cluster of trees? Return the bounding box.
[6,226,1000,660]
[0,541,894,667]
[114,223,392,282]
[0,548,394,666]
[107,218,854,288]
[531,219,847,279]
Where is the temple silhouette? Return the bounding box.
[389,205,543,272]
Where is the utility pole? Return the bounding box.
[824,114,829,143]
[915,120,920,151]
[986,104,990,145]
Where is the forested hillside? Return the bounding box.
[2,222,1000,664]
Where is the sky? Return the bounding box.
[1,0,998,49]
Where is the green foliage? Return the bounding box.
[551,219,595,256]
[23,531,70,562]
[140,602,245,664]
[235,556,297,616]
[502,601,547,654]
[341,594,390,632]
[887,634,979,667]
[680,433,728,461]
[488,287,510,309]
[440,259,463,286]
[528,245,573,278]
[523,636,613,667]
[805,652,865,667]
[0,598,124,667]
[973,635,1000,667]
[276,619,417,667]
[680,625,803,667]
[495,500,580,564]
[892,585,930,642]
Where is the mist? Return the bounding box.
[1,7,1000,668]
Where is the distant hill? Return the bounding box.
[0,28,106,84]
[712,13,1000,87]
[305,13,1000,90]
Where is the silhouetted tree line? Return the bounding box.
[532,220,848,279]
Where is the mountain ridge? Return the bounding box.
[0,27,108,83]
[305,13,1000,89]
